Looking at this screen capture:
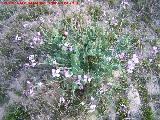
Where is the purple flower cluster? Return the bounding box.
[30,32,43,48]
[58,96,71,109]
[62,42,74,52]
[51,60,73,78]
[153,46,158,54]
[52,68,61,77]
[23,81,35,97]
[23,80,45,97]
[51,60,92,91]
[88,104,96,112]
[74,74,92,90]
[121,0,129,9]
[118,52,125,60]
[110,17,118,26]
[127,54,139,73]
[24,55,38,67]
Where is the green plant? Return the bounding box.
[0,0,159,119]
[0,86,9,106]
[133,62,155,120]
[87,5,102,21]
[116,98,129,119]
[142,106,154,120]
[0,6,18,21]
[14,90,22,96]
[38,18,136,117]
[107,0,118,6]
[16,6,51,21]
[132,0,152,24]
[3,103,30,120]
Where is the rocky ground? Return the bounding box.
[0,0,160,120]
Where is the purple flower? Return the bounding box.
[78,84,84,89]
[110,17,118,26]
[127,61,135,69]
[80,102,85,105]
[28,55,37,67]
[24,87,35,97]
[75,82,84,90]
[37,32,41,36]
[63,68,73,78]
[33,36,42,44]
[83,74,92,83]
[74,75,84,89]
[63,42,74,52]
[29,55,35,61]
[127,60,135,73]
[132,54,139,64]
[52,60,58,67]
[128,60,134,66]
[118,52,125,60]
[127,68,133,73]
[77,75,82,80]
[27,81,31,84]
[121,0,129,9]
[29,88,34,96]
[153,46,158,54]
[59,96,65,104]
[52,68,61,77]
[91,96,95,101]
[39,17,45,23]
[63,31,68,37]
[29,42,34,48]
[31,62,37,67]
[37,82,43,87]
[75,75,81,84]
[88,104,96,112]
[31,32,43,45]
[23,23,29,28]
[127,54,140,73]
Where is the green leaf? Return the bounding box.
[70,50,83,75]
[72,82,79,91]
